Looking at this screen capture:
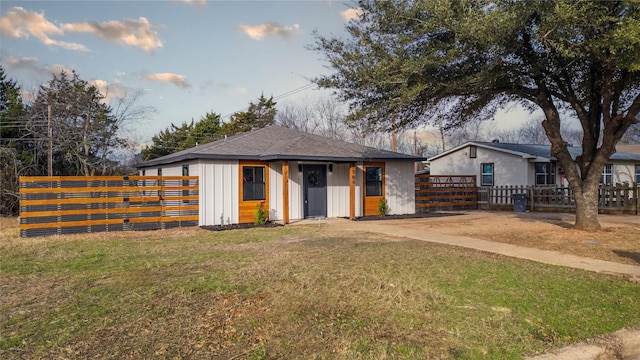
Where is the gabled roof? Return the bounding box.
[428,141,640,162]
[138,125,423,167]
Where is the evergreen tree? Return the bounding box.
[220,94,277,136]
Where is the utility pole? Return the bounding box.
[391,128,397,152]
[47,105,52,176]
[391,119,397,152]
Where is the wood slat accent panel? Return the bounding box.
[19,176,199,237]
[415,175,478,211]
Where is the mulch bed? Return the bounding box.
[200,222,284,232]
[200,212,463,231]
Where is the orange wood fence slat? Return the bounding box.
[415,175,478,211]
[19,176,199,237]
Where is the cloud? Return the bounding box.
[231,87,248,95]
[90,79,131,103]
[1,55,72,76]
[237,22,300,40]
[175,0,207,6]
[341,7,363,21]
[63,17,162,52]
[216,83,248,95]
[141,72,190,89]
[0,7,88,51]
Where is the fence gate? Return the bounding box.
[415,175,478,212]
[19,176,199,238]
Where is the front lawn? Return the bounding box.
[1,224,639,359]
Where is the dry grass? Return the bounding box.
[389,211,640,266]
[2,221,640,359]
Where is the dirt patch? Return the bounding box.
[384,211,640,266]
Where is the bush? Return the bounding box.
[378,198,389,216]
[254,201,268,225]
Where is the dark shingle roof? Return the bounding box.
[138,125,423,167]
[429,141,640,162]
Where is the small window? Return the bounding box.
[242,166,266,201]
[481,163,494,186]
[182,165,189,200]
[635,164,639,184]
[365,166,383,196]
[141,169,146,176]
[600,164,612,185]
[158,168,162,176]
[469,145,477,158]
[535,162,556,186]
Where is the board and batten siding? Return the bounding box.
[327,163,351,218]
[385,161,416,215]
[268,162,284,221]
[198,159,238,226]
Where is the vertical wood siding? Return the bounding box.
[198,160,238,226]
[289,161,303,220]
[269,162,283,221]
[327,163,351,217]
[386,161,417,215]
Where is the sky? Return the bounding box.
[0,0,364,142]
[0,0,537,145]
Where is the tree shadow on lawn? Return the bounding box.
[355,212,465,221]
[612,250,640,265]
[513,211,576,229]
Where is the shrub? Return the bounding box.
[378,198,389,216]
[254,201,268,225]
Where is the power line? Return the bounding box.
[221,82,316,118]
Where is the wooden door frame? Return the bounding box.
[238,160,269,223]
[362,162,385,217]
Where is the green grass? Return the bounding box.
[1,225,639,359]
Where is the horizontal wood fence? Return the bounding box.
[19,176,199,238]
[415,175,478,212]
[478,184,639,214]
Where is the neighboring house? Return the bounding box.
[428,141,640,187]
[137,125,422,226]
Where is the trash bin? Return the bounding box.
[512,194,527,212]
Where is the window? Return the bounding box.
[600,164,612,185]
[535,162,556,186]
[469,145,477,158]
[635,164,640,184]
[481,163,494,186]
[182,165,189,200]
[157,168,162,176]
[141,169,146,176]
[365,166,383,196]
[242,166,265,201]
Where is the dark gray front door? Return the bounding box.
[303,165,327,218]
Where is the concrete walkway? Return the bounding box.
[295,215,640,278]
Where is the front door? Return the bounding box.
[363,162,385,216]
[303,165,327,218]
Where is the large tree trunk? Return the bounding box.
[572,180,602,232]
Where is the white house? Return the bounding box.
[137,125,422,226]
[428,141,640,187]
